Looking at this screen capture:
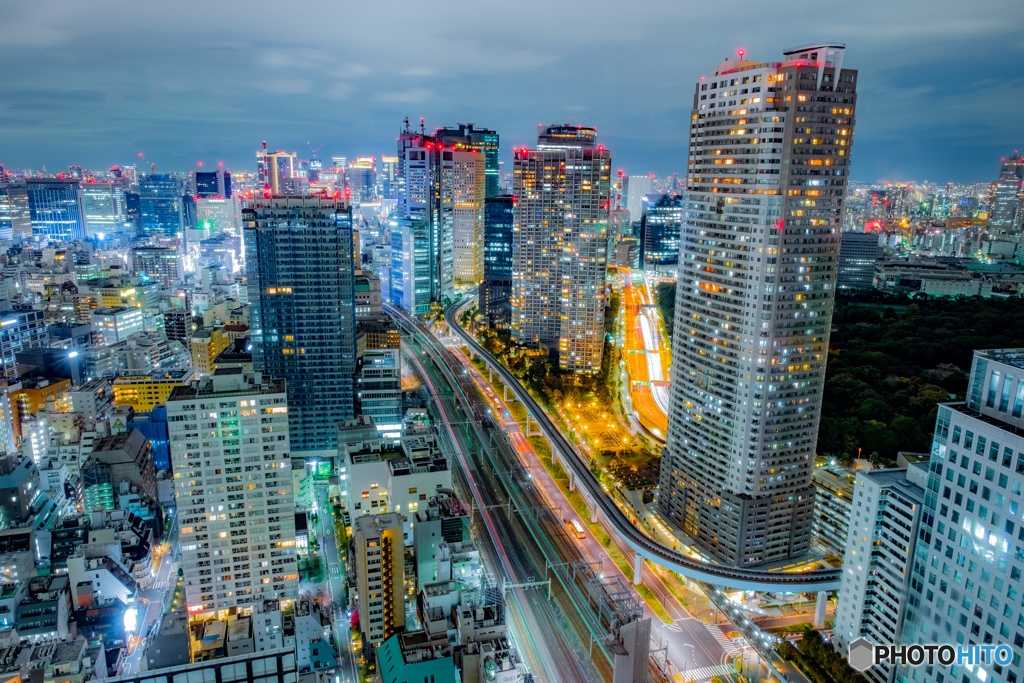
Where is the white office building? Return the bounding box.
[896,349,1024,683]
[90,307,144,345]
[833,465,927,683]
[168,369,297,617]
[625,175,653,225]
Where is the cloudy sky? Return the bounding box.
[1,0,1022,184]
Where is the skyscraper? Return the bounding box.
[25,179,87,241]
[833,465,927,683]
[256,144,297,196]
[511,124,611,374]
[625,175,653,225]
[168,370,298,617]
[836,231,881,290]
[892,348,1024,683]
[139,174,184,237]
[379,156,398,201]
[638,193,683,271]
[658,43,857,567]
[482,195,515,328]
[436,123,501,198]
[0,181,32,240]
[390,121,457,311]
[195,170,232,198]
[82,180,127,237]
[989,153,1024,234]
[347,157,377,204]
[244,196,357,457]
[451,149,485,284]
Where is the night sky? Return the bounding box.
[1,0,1022,184]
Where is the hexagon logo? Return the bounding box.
[848,638,876,671]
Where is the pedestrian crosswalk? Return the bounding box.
[677,663,732,681]
[703,622,739,652]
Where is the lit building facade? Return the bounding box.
[836,231,881,290]
[356,348,402,434]
[896,349,1024,683]
[639,193,683,271]
[658,43,857,566]
[256,147,296,197]
[82,181,127,237]
[0,307,48,380]
[436,123,501,199]
[26,179,87,241]
[168,370,298,618]
[139,174,184,237]
[391,124,457,310]
[244,197,357,457]
[482,195,515,329]
[511,124,611,374]
[451,150,485,284]
[195,170,232,198]
[989,154,1023,235]
[833,466,926,683]
[0,181,31,239]
[353,513,405,646]
[347,158,377,204]
[132,246,184,289]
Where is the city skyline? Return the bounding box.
[1,0,1022,183]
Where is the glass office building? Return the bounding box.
[482,195,515,328]
[25,179,87,241]
[244,196,357,457]
[139,174,184,236]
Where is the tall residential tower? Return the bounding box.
[244,197,358,457]
[658,44,857,567]
[168,370,298,618]
[511,125,611,374]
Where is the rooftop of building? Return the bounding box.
[214,337,252,363]
[377,633,456,683]
[167,369,285,401]
[978,348,1024,371]
[354,512,402,538]
[113,368,194,383]
[92,306,137,316]
[90,429,149,462]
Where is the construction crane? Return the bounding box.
[137,152,155,174]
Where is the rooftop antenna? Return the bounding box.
[403,116,410,133]
[420,117,425,135]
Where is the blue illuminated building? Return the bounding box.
[25,179,86,241]
[482,195,514,328]
[139,174,184,236]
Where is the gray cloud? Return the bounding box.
[0,0,1022,182]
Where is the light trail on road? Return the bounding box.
[401,334,598,682]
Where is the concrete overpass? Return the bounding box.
[407,296,843,593]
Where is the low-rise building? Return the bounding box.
[83,429,157,505]
[90,307,144,345]
[15,575,71,641]
[112,369,194,413]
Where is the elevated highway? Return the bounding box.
[423,296,842,592]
